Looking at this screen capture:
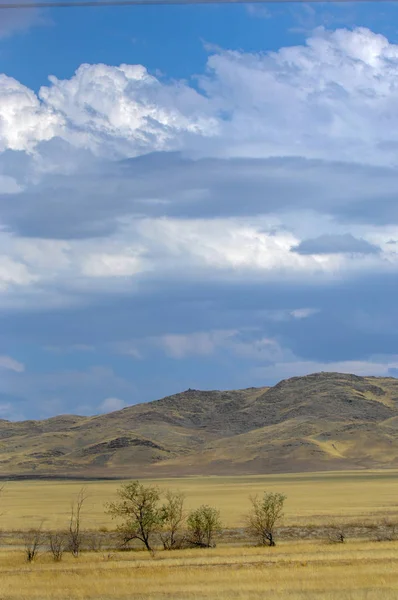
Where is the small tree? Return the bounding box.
[48,531,66,562]
[24,526,43,562]
[106,481,162,553]
[68,488,87,557]
[246,492,286,547]
[159,490,186,550]
[187,505,222,548]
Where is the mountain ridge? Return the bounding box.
[2,371,398,478]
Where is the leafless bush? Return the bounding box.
[24,526,43,562]
[48,531,66,562]
[159,491,186,550]
[86,532,104,552]
[375,518,398,542]
[68,488,87,557]
[327,522,347,544]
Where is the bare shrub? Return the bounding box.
[375,518,398,542]
[159,490,186,550]
[24,526,43,562]
[246,492,286,547]
[187,505,222,548]
[86,532,104,552]
[48,531,66,562]
[327,522,347,544]
[68,487,87,557]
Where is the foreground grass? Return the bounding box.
[2,542,398,599]
[3,470,398,530]
[2,473,398,598]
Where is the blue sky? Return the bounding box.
[2,1,398,419]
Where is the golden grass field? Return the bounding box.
[2,542,398,599]
[2,470,398,529]
[2,470,398,599]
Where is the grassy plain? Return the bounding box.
[2,470,398,529]
[2,542,398,599]
[2,471,398,599]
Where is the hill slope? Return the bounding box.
[2,372,398,477]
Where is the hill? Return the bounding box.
[2,372,398,478]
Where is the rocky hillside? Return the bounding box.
[2,372,398,478]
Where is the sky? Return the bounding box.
[2,1,398,420]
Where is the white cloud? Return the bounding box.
[254,358,398,382]
[2,26,398,376]
[0,366,135,419]
[3,27,398,166]
[200,27,398,165]
[158,330,237,359]
[136,217,340,277]
[0,63,216,158]
[290,308,319,319]
[0,212,396,313]
[230,336,293,362]
[0,255,37,289]
[81,252,144,278]
[0,75,59,152]
[98,397,127,413]
[0,355,24,372]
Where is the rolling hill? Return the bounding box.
[2,372,398,478]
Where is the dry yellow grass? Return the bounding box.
[2,471,398,598]
[2,470,398,530]
[2,542,398,599]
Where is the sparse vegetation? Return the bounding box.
[48,531,66,561]
[2,541,398,599]
[68,487,87,557]
[4,374,398,479]
[375,518,398,542]
[24,525,43,562]
[187,505,222,548]
[246,492,286,547]
[159,490,186,550]
[106,481,162,552]
[327,521,347,544]
[1,473,398,598]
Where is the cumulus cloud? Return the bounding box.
[5,27,398,165]
[2,27,398,416]
[0,64,215,157]
[200,27,398,166]
[291,233,381,255]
